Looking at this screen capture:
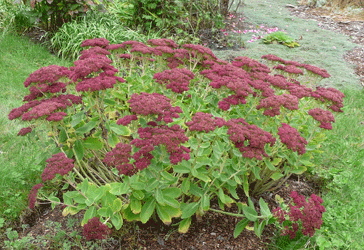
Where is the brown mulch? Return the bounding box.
[11,4,364,249]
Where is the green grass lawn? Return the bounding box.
[0,34,71,223]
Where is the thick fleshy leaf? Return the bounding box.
[234,218,249,238]
[111,211,123,230]
[181,202,199,219]
[140,198,156,223]
[178,217,192,233]
[156,204,172,225]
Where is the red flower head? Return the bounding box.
[83,217,112,241]
[261,54,286,64]
[312,87,345,112]
[81,38,110,48]
[308,108,335,130]
[186,112,220,133]
[28,183,44,209]
[278,123,308,155]
[225,119,276,160]
[79,46,111,60]
[103,143,137,176]
[265,74,290,90]
[24,65,71,88]
[302,64,331,78]
[147,38,178,48]
[69,55,115,81]
[288,84,313,99]
[182,44,217,60]
[153,68,195,93]
[75,75,125,92]
[257,94,299,117]
[249,80,275,98]
[232,56,271,73]
[128,93,182,124]
[131,124,189,165]
[117,115,138,126]
[17,126,33,136]
[41,153,75,182]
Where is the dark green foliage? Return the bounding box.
[21,0,106,31]
[125,0,226,34]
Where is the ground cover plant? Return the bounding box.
[7,36,345,243]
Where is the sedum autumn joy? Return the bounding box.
[10,38,343,240]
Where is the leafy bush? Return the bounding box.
[122,0,225,35]
[9,38,344,238]
[50,12,163,60]
[20,0,104,31]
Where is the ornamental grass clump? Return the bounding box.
[10,38,343,239]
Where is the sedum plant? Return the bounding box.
[9,38,343,239]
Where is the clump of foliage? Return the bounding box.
[262,31,300,48]
[9,38,343,239]
[122,0,225,36]
[18,0,105,31]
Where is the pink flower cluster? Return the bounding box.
[24,65,71,88]
[69,38,126,93]
[41,153,75,182]
[153,68,195,93]
[79,46,111,60]
[278,123,308,155]
[28,183,44,209]
[312,87,345,112]
[9,94,82,128]
[127,93,182,124]
[261,54,331,78]
[24,81,67,102]
[225,118,276,160]
[132,124,190,165]
[273,191,325,239]
[201,63,253,107]
[288,83,313,99]
[104,124,190,175]
[17,126,33,136]
[186,112,225,133]
[302,64,331,78]
[147,38,178,48]
[83,217,112,240]
[81,38,110,48]
[273,64,303,75]
[257,94,299,117]
[103,143,136,176]
[308,108,335,130]
[70,55,117,81]
[232,56,271,73]
[182,44,217,60]
[75,75,125,92]
[116,115,138,126]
